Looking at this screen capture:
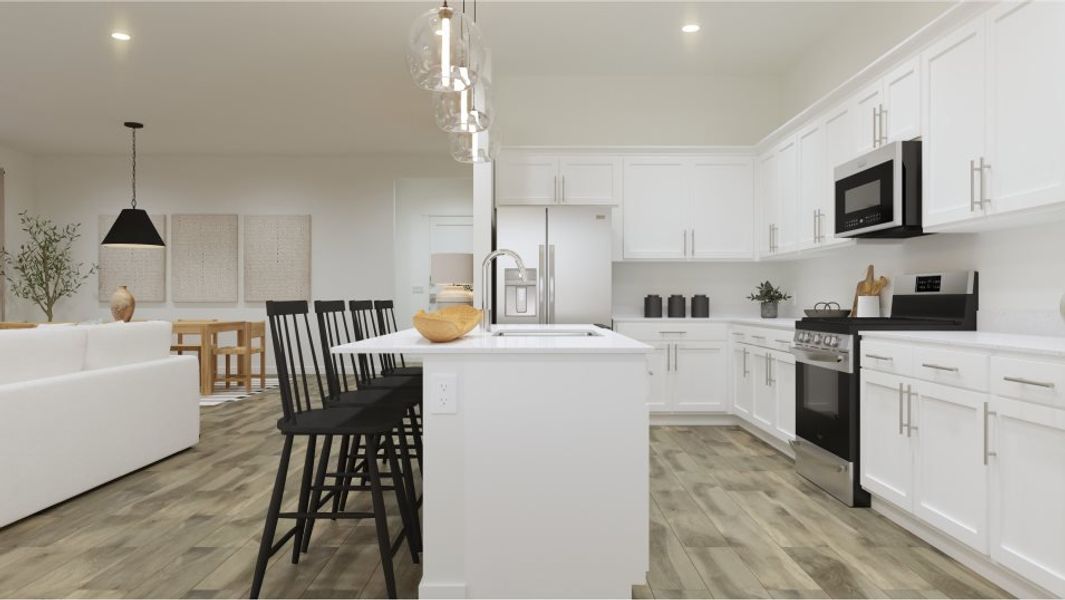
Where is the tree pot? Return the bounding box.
[760,301,778,319]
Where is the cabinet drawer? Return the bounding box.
[991,355,1065,408]
[912,346,989,391]
[615,321,727,342]
[861,340,912,375]
[733,326,794,350]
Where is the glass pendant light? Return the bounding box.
[449,129,498,164]
[101,122,165,248]
[407,1,484,93]
[434,78,493,133]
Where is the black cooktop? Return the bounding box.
[797,316,972,335]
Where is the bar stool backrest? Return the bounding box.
[349,300,382,382]
[313,300,366,397]
[373,299,406,373]
[266,300,327,419]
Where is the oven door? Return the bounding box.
[794,358,855,461]
[834,142,902,237]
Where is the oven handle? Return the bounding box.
[789,346,853,374]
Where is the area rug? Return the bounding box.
[200,378,279,407]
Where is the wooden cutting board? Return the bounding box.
[852,265,889,315]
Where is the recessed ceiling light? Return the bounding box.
[111,32,131,41]
[681,24,701,33]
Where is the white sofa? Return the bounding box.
[0,321,199,528]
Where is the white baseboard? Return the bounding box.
[418,582,467,599]
[650,413,739,426]
[871,497,1054,599]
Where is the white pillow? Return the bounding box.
[0,327,88,384]
[83,321,173,370]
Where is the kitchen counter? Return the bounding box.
[612,315,799,330]
[332,325,650,598]
[862,330,1065,359]
[331,324,651,355]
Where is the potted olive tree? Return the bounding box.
[0,211,96,322]
[747,281,791,319]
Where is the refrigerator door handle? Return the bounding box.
[548,244,556,324]
[537,244,547,325]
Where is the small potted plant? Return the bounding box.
[748,281,791,319]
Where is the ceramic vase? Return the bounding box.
[110,285,136,322]
[760,301,778,319]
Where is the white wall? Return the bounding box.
[495,75,785,146]
[0,144,37,321]
[780,2,952,117]
[612,261,795,319]
[31,154,468,325]
[787,223,1065,336]
[393,176,473,323]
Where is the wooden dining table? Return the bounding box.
[172,320,250,396]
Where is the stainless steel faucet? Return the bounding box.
[481,249,527,333]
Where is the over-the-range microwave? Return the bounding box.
[834,140,923,239]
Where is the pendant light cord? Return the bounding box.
[130,127,137,209]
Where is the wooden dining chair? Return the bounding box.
[212,321,267,392]
[170,319,217,366]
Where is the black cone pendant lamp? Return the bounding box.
[101,122,165,248]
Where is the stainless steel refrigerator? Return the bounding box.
[495,206,612,325]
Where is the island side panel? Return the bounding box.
[418,353,650,599]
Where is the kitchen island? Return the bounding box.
[331,324,653,599]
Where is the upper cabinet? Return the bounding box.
[496,152,620,206]
[761,137,799,257]
[853,58,922,157]
[624,155,754,261]
[923,1,1065,230]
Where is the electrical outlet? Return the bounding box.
[430,373,458,414]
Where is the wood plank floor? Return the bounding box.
[0,392,1010,599]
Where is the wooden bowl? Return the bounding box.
[412,306,483,343]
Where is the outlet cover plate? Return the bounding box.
[430,373,458,414]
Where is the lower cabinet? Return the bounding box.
[862,358,1065,597]
[646,342,671,412]
[738,342,795,444]
[672,342,728,412]
[988,396,1065,596]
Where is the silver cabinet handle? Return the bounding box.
[666,344,671,372]
[547,244,556,323]
[813,210,818,244]
[979,157,990,208]
[921,363,959,373]
[768,356,774,386]
[983,401,997,465]
[742,348,749,377]
[970,160,980,212]
[561,174,566,203]
[879,104,888,145]
[683,230,688,257]
[866,354,893,361]
[775,339,791,344]
[658,331,687,335]
[730,332,744,337]
[906,384,916,437]
[553,175,558,204]
[674,344,679,370]
[872,107,879,148]
[537,244,547,325]
[1003,376,1055,389]
[898,383,905,435]
[690,229,695,256]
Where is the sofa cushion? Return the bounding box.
[0,326,88,385]
[83,321,173,371]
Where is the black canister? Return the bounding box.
[643,295,663,318]
[691,295,710,318]
[667,294,686,318]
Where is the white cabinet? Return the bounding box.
[623,155,754,261]
[796,122,829,250]
[756,150,777,257]
[673,342,729,412]
[773,138,799,255]
[751,348,775,430]
[558,156,622,205]
[774,354,796,440]
[922,20,987,228]
[689,156,755,259]
[496,153,559,206]
[989,396,1065,597]
[984,1,1065,218]
[883,59,922,143]
[615,323,728,414]
[853,81,885,155]
[923,2,1065,230]
[912,381,988,552]
[496,152,620,206]
[732,345,753,420]
[860,369,915,510]
[622,157,688,259]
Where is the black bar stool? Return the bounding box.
[373,299,424,378]
[250,300,418,600]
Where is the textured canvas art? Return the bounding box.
[244,215,311,301]
[98,214,167,302]
[171,214,239,302]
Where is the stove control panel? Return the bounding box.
[793,330,853,353]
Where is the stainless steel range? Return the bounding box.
[788,271,979,506]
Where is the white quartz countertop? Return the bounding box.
[331,324,653,355]
[612,315,799,330]
[862,330,1065,359]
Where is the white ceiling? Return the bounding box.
[0,2,948,156]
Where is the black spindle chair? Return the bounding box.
[373,299,423,378]
[250,300,418,600]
